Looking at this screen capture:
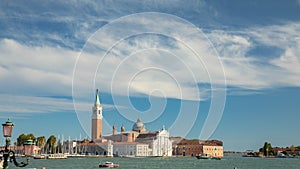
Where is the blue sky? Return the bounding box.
[0,0,300,151]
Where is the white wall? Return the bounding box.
[113,143,148,157]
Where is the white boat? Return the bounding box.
[196,154,211,159]
[276,153,286,158]
[47,154,67,159]
[99,161,119,168]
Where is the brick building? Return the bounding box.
[172,138,223,157]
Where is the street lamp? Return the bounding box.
[24,140,34,156]
[0,119,30,169]
[2,119,13,138]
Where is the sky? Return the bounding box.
[0,0,300,151]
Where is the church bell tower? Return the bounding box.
[92,89,103,141]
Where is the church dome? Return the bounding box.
[132,118,146,133]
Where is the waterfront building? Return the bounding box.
[172,139,223,157]
[273,146,300,156]
[76,140,113,156]
[172,138,203,156]
[104,118,172,157]
[113,142,149,157]
[202,145,223,158]
[135,126,172,156]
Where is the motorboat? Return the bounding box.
[196,154,211,159]
[99,161,119,168]
[196,154,222,160]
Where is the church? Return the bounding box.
[90,89,172,157]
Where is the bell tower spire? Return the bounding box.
[95,89,101,105]
[92,89,103,141]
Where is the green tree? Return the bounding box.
[290,145,296,152]
[17,133,36,146]
[36,136,46,153]
[26,133,36,142]
[36,136,46,147]
[17,133,27,146]
[260,142,275,156]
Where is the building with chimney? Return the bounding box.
[103,118,172,157]
[172,138,223,158]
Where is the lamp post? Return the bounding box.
[0,119,30,169]
[23,139,34,157]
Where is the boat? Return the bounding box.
[47,154,67,159]
[99,161,119,168]
[33,154,46,159]
[196,154,222,160]
[276,153,286,158]
[242,151,259,157]
[196,154,211,159]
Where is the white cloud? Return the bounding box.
[207,22,300,90]
[1,17,300,108]
[1,20,300,105]
[208,30,251,58]
[270,39,300,86]
[0,94,74,114]
[0,39,78,96]
[0,94,116,118]
[247,23,300,49]
[73,13,227,104]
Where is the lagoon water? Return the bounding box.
[14,154,300,169]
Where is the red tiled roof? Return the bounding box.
[174,139,223,146]
[112,142,147,145]
[77,142,109,146]
[136,133,157,139]
[177,139,202,145]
